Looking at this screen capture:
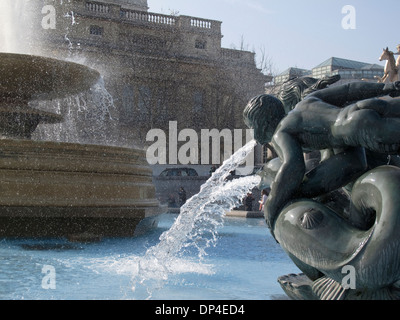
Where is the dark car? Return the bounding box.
[159,167,199,177]
[226,166,263,180]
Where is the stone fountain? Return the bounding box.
[0,52,161,239]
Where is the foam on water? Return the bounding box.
[131,140,261,298]
[86,256,215,278]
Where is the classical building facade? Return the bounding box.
[32,0,268,168]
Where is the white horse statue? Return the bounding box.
[375,47,399,83]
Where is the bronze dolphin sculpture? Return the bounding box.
[274,165,400,300]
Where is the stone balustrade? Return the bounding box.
[120,9,177,26]
[86,1,110,14]
[190,17,212,29]
[83,1,221,34]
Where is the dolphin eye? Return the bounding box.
[299,209,324,230]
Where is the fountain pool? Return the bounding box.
[0,213,298,300]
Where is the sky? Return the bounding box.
[147,0,399,75]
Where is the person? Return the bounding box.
[244,81,400,231]
[178,187,187,207]
[167,193,177,208]
[258,189,269,211]
[225,170,236,181]
[209,165,217,176]
[244,192,255,211]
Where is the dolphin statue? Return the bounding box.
[274,165,400,300]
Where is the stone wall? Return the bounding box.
[34,0,269,155]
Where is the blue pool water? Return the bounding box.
[0,214,298,300]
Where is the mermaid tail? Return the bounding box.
[275,165,400,300]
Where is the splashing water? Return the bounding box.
[33,78,119,145]
[132,140,261,298]
[0,0,32,54]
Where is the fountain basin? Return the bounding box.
[0,53,100,139]
[0,139,161,238]
[0,53,100,102]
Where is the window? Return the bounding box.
[187,168,198,176]
[195,40,206,49]
[159,168,199,177]
[90,25,103,36]
[193,91,203,113]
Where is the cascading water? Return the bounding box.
[131,140,261,298]
[0,0,32,54]
[33,78,120,146]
